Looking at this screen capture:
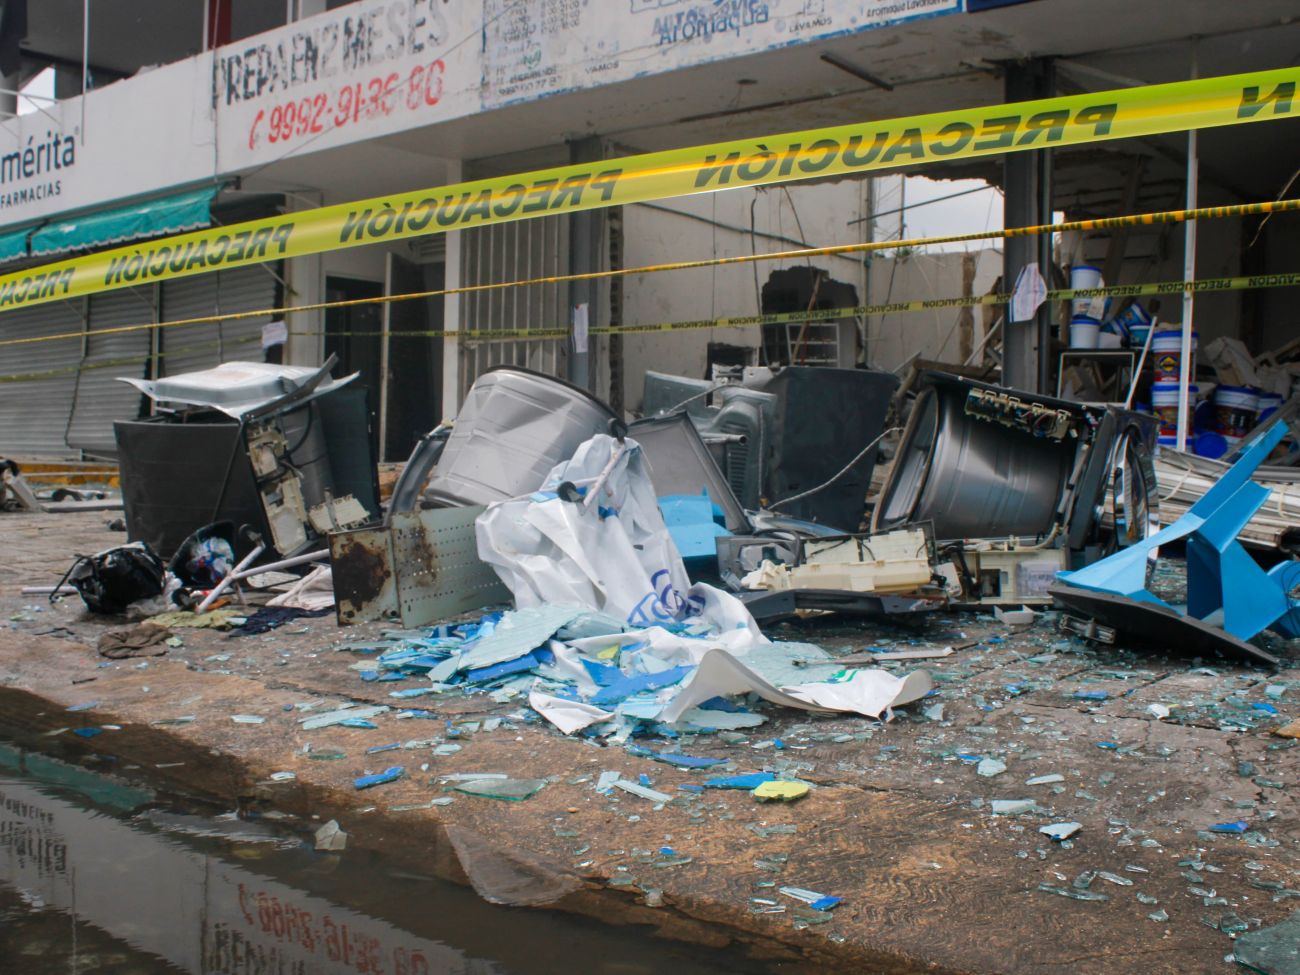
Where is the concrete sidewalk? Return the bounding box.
[1,509,1296,974]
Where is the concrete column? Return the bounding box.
[290,0,327,22]
[567,136,603,390]
[441,160,464,420]
[283,192,324,367]
[0,72,17,119]
[1001,58,1055,393]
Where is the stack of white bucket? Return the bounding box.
[1068,265,1105,348]
[1150,329,1199,450]
[1069,265,1155,350]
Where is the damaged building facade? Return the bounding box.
[0,0,1294,465]
[4,5,1300,970]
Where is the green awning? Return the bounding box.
[30,185,219,258]
[0,224,34,263]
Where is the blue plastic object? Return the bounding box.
[354,766,404,790]
[653,751,728,769]
[464,650,544,684]
[704,772,776,789]
[1057,422,1300,642]
[590,664,695,706]
[659,493,731,563]
[1209,820,1249,834]
[1193,431,1228,459]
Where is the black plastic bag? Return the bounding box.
[56,543,167,615]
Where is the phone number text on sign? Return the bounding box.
[247,60,445,150]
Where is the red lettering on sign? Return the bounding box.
[245,62,449,151]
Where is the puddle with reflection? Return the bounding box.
[0,744,798,975]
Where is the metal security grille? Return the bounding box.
[0,300,84,457]
[458,215,569,398]
[65,287,155,456]
[160,265,281,377]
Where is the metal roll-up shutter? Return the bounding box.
[0,301,84,457]
[160,265,279,376]
[66,289,153,456]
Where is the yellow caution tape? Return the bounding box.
[2,270,1297,384]
[1,198,1296,352]
[0,68,1295,312]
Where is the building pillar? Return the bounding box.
[1002,57,1055,393]
[567,136,603,390]
[441,160,464,420]
[283,192,324,368]
[0,72,17,118]
[290,0,328,22]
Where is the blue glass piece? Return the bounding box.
[354,766,404,790]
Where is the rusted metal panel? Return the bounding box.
[329,506,509,627]
[329,526,398,624]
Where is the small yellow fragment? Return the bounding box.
[1273,718,1300,739]
[752,780,810,802]
[596,644,620,660]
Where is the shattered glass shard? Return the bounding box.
[453,778,547,801]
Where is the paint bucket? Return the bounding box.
[1112,302,1151,346]
[1069,315,1100,349]
[1256,391,1284,424]
[1214,385,1259,439]
[1151,382,1195,437]
[1194,431,1228,459]
[1098,329,1123,349]
[1151,330,1198,381]
[1070,265,1103,318]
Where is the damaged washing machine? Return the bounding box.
[872,372,1159,605]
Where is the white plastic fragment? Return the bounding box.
[994,605,1036,627]
[1039,821,1081,841]
[659,647,932,722]
[314,820,348,851]
[528,689,612,734]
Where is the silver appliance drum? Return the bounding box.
[425,367,617,506]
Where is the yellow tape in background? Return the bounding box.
[0,68,1295,312]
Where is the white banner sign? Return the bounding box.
[481,0,961,108]
[0,0,963,230]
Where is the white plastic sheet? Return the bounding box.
[477,434,764,641]
[527,689,612,734]
[658,647,932,722]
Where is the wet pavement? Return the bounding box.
[1,509,1298,974]
[0,745,793,975]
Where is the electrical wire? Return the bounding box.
[768,426,900,511]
